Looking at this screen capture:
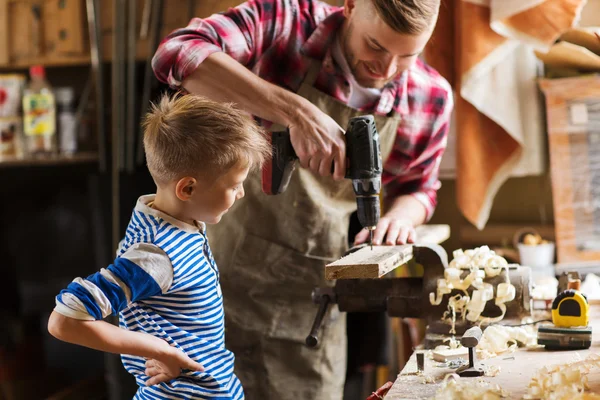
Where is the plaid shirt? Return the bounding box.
[152,0,453,219]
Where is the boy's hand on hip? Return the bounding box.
[288,102,346,180]
[145,345,204,386]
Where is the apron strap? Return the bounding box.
[303,59,322,87]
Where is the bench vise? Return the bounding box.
[306,244,532,348]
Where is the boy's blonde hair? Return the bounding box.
[143,93,270,185]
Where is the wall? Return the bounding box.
[580,0,600,27]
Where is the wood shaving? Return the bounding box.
[430,246,516,328]
[477,324,537,359]
[484,365,501,377]
[433,373,509,399]
[421,373,436,384]
[525,353,600,400]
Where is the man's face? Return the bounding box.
[341,0,434,89]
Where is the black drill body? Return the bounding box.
[262,115,383,237]
[344,115,382,232]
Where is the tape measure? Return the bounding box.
[551,289,589,328]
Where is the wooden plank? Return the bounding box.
[387,307,600,399]
[324,225,450,280]
[539,76,600,264]
[325,245,413,280]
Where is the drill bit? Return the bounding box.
[370,230,373,251]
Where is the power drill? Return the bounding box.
[261,115,382,247]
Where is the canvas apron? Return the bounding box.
[207,59,401,400]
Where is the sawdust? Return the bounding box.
[484,365,502,377]
[525,353,600,400]
[433,373,509,399]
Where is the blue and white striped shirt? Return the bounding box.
[54,195,243,399]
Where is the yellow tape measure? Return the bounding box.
[551,289,589,328]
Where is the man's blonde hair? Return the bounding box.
[143,93,270,185]
[371,0,440,35]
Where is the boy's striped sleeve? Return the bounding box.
[54,243,173,320]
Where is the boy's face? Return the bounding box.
[342,0,434,89]
[188,160,250,224]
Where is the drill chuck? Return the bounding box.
[356,196,380,230]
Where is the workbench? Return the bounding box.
[387,306,600,399]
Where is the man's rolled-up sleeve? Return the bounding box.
[151,0,287,88]
[383,88,454,221]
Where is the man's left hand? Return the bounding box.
[354,216,417,246]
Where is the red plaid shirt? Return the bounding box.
[152,0,453,219]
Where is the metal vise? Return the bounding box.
[306,244,532,348]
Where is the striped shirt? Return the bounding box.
[151,0,453,219]
[54,195,243,399]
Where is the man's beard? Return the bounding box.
[341,23,392,89]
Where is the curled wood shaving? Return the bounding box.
[477,324,537,359]
[433,374,509,399]
[430,246,516,327]
[525,353,600,400]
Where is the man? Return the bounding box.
[152,0,452,398]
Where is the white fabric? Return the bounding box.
[331,35,381,109]
[459,0,548,228]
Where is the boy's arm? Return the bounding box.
[47,312,201,372]
[48,243,203,381]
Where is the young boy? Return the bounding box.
[48,93,270,399]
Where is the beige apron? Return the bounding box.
[207,59,401,400]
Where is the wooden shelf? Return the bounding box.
[0,151,98,167]
[0,55,93,70]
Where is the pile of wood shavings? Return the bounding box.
[525,353,600,400]
[433,373,509,399]
[430,246,516,333]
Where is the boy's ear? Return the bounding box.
[175,177,196,201]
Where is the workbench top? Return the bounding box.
[387,307,600,399]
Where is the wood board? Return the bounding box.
[539,76,600,264]
[325,245,413,280]
[324,224,450,280]
[387,307,600,399]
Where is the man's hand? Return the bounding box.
[145,344,205,386]
[288,102,346,180]
[354,216,417,246]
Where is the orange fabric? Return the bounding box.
[501,0,586,45]
[425,0,585,228]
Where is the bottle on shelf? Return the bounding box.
[55,87,77,156]
[22,65,56,156]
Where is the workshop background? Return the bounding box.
[1,0,600,399]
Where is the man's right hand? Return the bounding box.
[288,102,346,180]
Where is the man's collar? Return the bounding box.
[301,9,345,60]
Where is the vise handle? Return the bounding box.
[306,288,336,348]
[461,326,482,348]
